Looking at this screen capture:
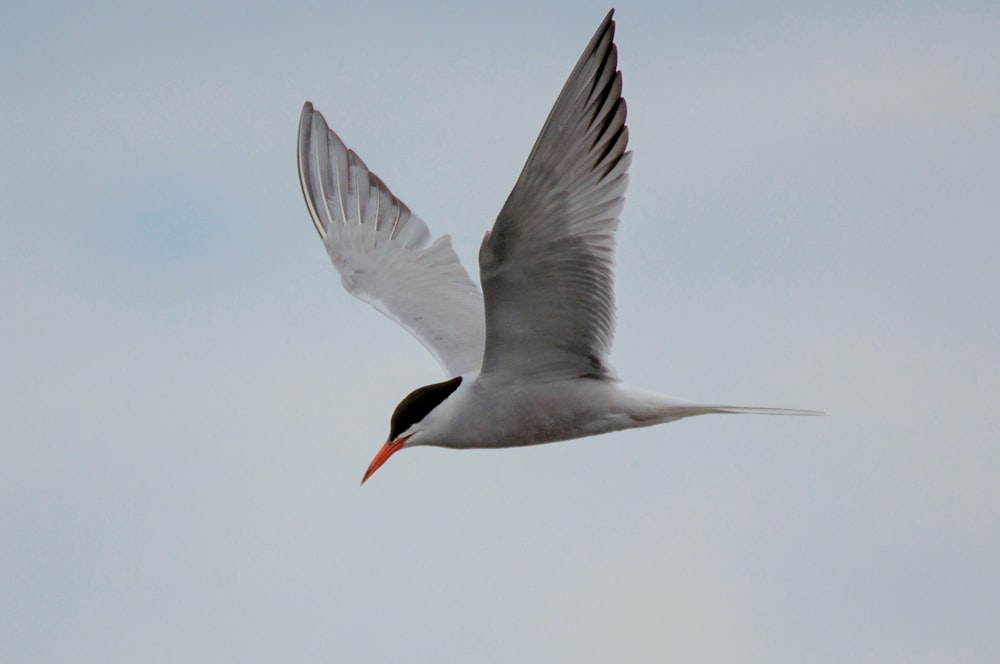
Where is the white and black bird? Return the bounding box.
[297,10,819,484]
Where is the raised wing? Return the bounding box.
[478,10,631,381]
[298,103,486,377]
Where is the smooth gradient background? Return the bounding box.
[3,1,998,661]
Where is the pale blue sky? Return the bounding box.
[2,1,999,662]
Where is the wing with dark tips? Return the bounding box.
[479,10,630,380]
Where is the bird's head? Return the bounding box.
[361,375,464,484]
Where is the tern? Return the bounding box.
[297,10,819,484]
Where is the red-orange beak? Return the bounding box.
[361,434,412,485]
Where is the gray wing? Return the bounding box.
[478,10,631,381]
[298,103,486,377]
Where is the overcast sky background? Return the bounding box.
[2,1,998,662]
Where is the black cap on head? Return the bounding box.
[388,376,463,441]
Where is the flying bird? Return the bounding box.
[297,10,819,484]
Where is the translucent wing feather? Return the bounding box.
[298,103,486,377]
[479,10,630,381]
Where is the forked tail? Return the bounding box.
[704,405,824,416]
[618,387,823,426]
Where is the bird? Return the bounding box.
[296,9,820,484]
